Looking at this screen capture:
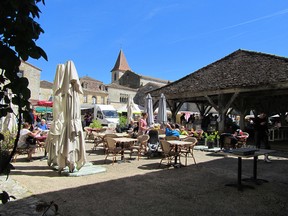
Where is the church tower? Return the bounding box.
[111,49,131,83]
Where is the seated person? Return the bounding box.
[17,122,42,161]
[180,126,189,135]
[165,123,180,137]
[37,119,48,130]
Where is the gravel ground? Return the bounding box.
[1,141,288,216]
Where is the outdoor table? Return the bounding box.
[35,135,48,159]
[218,149,275,191]
[158,134,188,140]
[167,140,193,167]
[114,133,130,137]
[113,137,137,160]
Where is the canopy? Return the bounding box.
[37,100,53,107]
[35,107,53,113]
[157,93,167,124]
[58,60,86,173]
[144,93,154,127]
[46,63,65,167]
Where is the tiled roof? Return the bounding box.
[139,74,170,84]
[111,49,131,72]
[150,49,288,96]
[40,80,53,89]
[80,76,103,83]
[106,82,137,91]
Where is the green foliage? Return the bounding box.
[0,0,47,175]
[119,116,127,128]
[89,119,102,129]
[204,131,220,142]
[0,131,16,150]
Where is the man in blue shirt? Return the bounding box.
[37,119,48,130]
[165,123,180,137]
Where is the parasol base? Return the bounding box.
[57,162,106,177]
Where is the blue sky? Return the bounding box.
[28,0,288,85]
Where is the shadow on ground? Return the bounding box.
[1,152,288,216]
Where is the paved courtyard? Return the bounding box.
[1,141,288,216]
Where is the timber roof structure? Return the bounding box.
[149,49,288,116]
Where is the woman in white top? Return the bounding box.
[18,122,41,161]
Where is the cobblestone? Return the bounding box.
[0,175,56,216]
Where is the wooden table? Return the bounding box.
[167,140,193,167]
[159,134,188,140]
[113,137,137,160]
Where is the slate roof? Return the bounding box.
[40,80,53,89]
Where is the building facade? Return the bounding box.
[107,49,170,109]
[79,76,108,105]
[19,61,42,104]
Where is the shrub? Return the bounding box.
[89,120,102,129]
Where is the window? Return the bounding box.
[114,73,117,81]
[120,93,128,103]
[81,82,88,89]
[92,96,97,104]
[83,95,87,103]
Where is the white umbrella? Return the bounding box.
[58,60,86,173]
[1,91,18,133]
[46,64,65,167]
[144,93,154,127]
[157,93,167,125]
[126,95,134,124]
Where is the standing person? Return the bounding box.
[201,113,212,132]
[180,113,186,126]
[138,112,149,135]
[254,112,271,162]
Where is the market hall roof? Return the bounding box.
[149,49,288,101]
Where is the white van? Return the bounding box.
[95,104,119,126]
[81,104,119,126]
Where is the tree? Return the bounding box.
[0,0,47,174]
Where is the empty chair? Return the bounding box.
[236,132,249,148]
[179,136,198,166]
[130,134,150,160]
[104,137,123,164]
[84,127,93,140]
[102,134,119,154]
[159,140,180,167]
[219,133,237,150]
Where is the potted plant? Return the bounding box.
[89,119,103,131]
[204,131,220,149]
[117,116,128,132]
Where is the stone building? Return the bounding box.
[39,80,53,101]
[107,49,170,109]
[79,76,108,105]
[19,61,42,104]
